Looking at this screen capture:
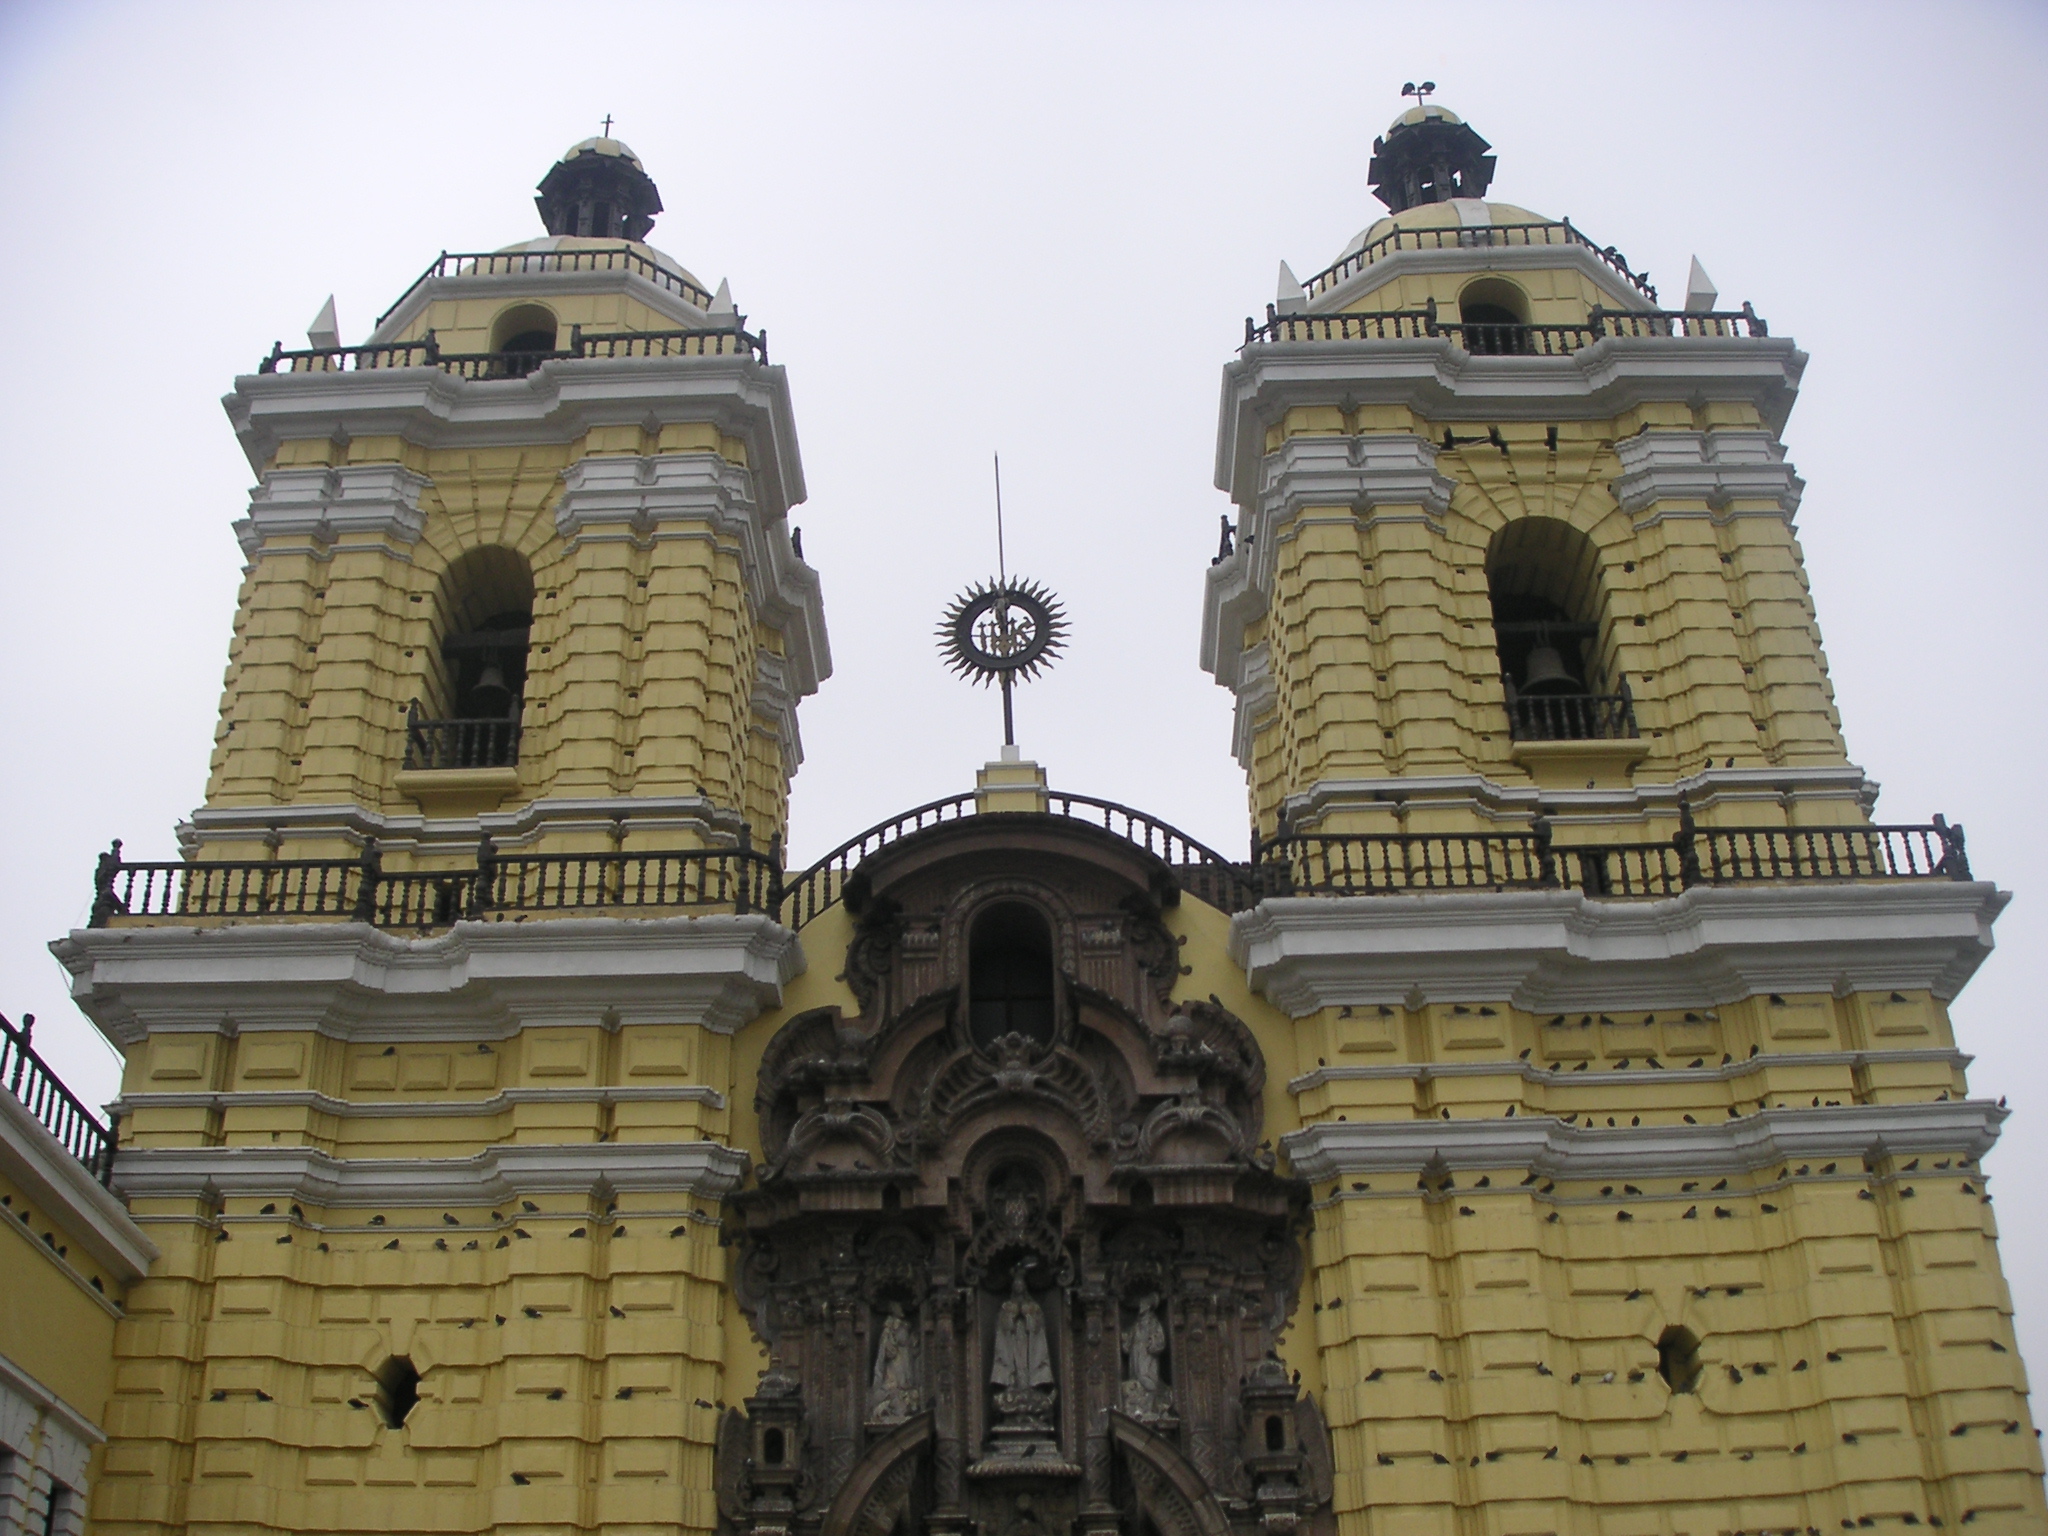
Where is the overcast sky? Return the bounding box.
[2,2,2043,1366]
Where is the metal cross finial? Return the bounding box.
[1401,80,1437,109]
[601,114,614,136]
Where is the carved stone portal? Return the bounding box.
[719,818,1331,1536]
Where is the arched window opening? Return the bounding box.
[1486,518,1635,743]
[968,902,1057,1050]
[489,304,559,378]
[1265,1415,1286,1452]
[762,1427,786,1466]
[1458,277,1531,356]
[1656,1326,1704,1394]
[373,1356,420,1427]
[408,546,535,770]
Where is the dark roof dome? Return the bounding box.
[1367,104,1496,213]
[535,136,664,240]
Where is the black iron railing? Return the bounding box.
[258,324,767,378]
[88,836,782,930]
[1257,813,1971,900]
[1504,691,1639,742]
[1244,301,1766,351]
[2,1013,116,1185]
[1298,219,1657,303]
[376,246,716,325]
[404,708,522,770]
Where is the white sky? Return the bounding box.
[3,2,2044,1371]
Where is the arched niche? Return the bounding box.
[1486,516,1633,742]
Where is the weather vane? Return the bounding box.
[1401,80,1437,107]
[937,453,1068,749]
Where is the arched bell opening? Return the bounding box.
[487,303,559,379]
[408,546,536,770]
[1458,276,1531,356]
[967,899,1058,1051]
[1485,518,1635,743]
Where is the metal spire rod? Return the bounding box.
[994,452,1012,743]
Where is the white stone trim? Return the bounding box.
[224,355,807,524]
[0,1086,156,1283]
[1305,242,1658,322]
[1611,428,1804,520]
[180,792,751,859]
[53,913,805,1048]
[232,463,432,557]
[1228,643,1276,773]
[0,1353,101,1536]
[749,648,805,773]
[1214,338,1808,510]
[552,451,830,702]
[1279,764,1880,831]
[112,1082,726,1120]
[1281,1099,2006,1183]
[111,1140,749,1206]
[1228,880,2006,1016]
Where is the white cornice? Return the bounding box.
[111,1140,749,1206]
[112,1083,726,1119]
[1280,765,1880,831]
[1282,1099,2006,1183]
[1286,1046,1969,1097]
[1306,243,1659,321]
[52,914,806,1048]
[554,453,830,700]
[0,1355,107,1478]
[1612,428,1804,520]
[0,1091,157,1282]
[1228,880,2007,1016]
[1213,338,1808,509]
[223,354,807,522]
[233,462,433,557]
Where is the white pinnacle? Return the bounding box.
[709,278,736,317]
[1684,256,1718,314]
[1276,260,1307,315]
[307,295,340,351]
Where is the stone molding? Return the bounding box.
[1280,764,1880,830]
[1228,880,2007,1015]
[110,1139,749,1207]
[1199,434,1452,700]
[53,913,805,1047]
[233,462,433,557]
[112,1082,726,1120]
[1282,1099,2006,1183]
[554,451,829,701]
[1611,428,1805,520]
[0,1085,157,1283]
[1214,338,1808,510]
[180,791,750,859]
[1285,1046,1969,1098]
[1228,642,1276,772]
[0,1352,102,1536]
[748,648,805,772]
[223,354,807,523]
[1306,242,1658,324]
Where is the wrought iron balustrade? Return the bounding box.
[375,246,715,325]
[403,710,522,770]
[258,324,767,378]
[1299,219,1657,303]
[1504,691,1639,742]
[1243,301,1767,352]
[2,1012,116,1185]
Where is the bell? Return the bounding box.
[467,662,514,719]
[1519,643,1580,696]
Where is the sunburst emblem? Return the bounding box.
[937,576,1069,745]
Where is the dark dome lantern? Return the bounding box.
[1367,109,1497,213]
[534,141,664,241]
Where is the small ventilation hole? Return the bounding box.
[374,1356,421,1427]
[1656,1326,1703,1393]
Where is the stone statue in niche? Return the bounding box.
[991,1271,1055,1412]
[1120,1293,1171,1420]
[868,1302,919,1423]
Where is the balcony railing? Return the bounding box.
[2,1012,116,1185]
[88,836,783,930]
[404,709,522,770]
[1299,219,1658,304]
[1244,301,1766,351]
[375,246,716,326]
[1504,691,1638,742]
[257,323,767,379]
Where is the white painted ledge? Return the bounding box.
[0,1090,156,1282]
[1229,881,2006,1015]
